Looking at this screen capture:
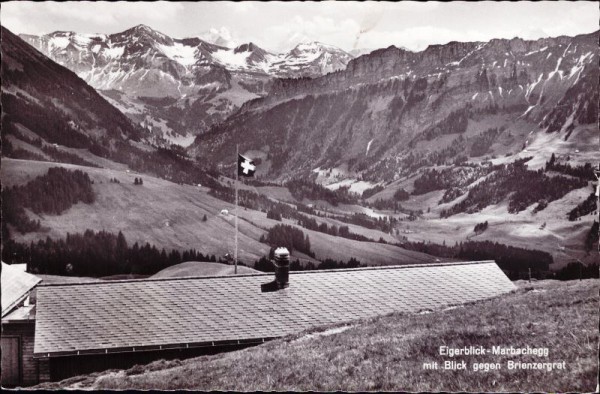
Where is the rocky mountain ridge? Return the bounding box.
[192,31,598,182]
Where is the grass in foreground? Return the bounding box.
[36,279,598,392]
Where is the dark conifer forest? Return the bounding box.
[2,230,215,277]
[2,167,95,237]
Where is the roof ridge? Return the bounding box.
[36,260,496,288]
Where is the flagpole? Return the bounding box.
[235,143,239,274]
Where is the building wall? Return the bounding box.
[47,343,256,382]
[1,321,38,387]
[38,358,50,383]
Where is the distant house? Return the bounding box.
[3,261,514,386]
[1,262,42,387]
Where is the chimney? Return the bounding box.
[261,247,290,293]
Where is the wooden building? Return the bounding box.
[1,262,42,387]
[3,261,515,386]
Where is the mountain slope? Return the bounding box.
[2,25,144,161]
[1,25,217,186]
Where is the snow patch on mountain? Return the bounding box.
[525,73,544,100]
[548,57,562,79]
[447,43,483,67]
[48,36,70,50]
[524,46,548,56]
[103,45,125,59]
[366,139,374,155]
[212,49,252,69]
[157,42,197,66]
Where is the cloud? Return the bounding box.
[1,16,30,36]
[1,1,185,34]
[198,26,238,48]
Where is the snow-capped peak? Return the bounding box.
[295,41,341,51]
[133,24,154,32]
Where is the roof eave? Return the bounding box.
[33,336,279,359]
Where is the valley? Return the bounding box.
[1,23,598,278]
[1,158,441,269]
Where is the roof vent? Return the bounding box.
[261,247,290,293]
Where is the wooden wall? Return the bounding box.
[1,321,38,387]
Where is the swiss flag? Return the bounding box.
[238,154,256,177]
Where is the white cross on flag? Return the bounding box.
[238,154,256,177]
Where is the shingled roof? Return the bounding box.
[2,261,42,317]
[34,261,515,357]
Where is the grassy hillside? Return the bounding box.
[391,190,597,269]
[358,125,599,269]
[1,158,437,267]
[35,279,598,391]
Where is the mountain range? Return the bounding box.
[20,25,353,145]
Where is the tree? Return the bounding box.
[116,231,128,265]
[267,208,282,221]
[585,221,599,252]
[474,221,488,234]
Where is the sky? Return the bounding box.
[1,1,598,53]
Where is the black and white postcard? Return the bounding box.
[1,1,598,392]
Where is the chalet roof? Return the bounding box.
[1,262,42,317]
[34,261,515,357]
